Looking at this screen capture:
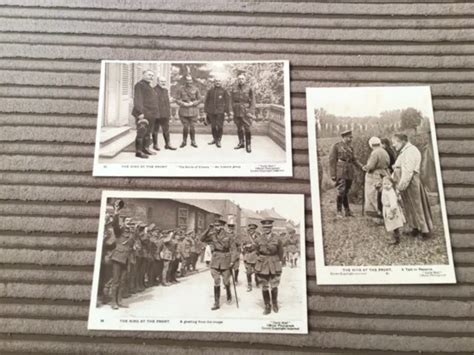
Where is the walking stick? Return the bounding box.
[361,173,365,216]
[231,269,239,309]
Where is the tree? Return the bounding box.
[400,107,423,134]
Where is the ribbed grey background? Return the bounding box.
[0,0,473,353]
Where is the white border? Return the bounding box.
[92,60,293,177]
[88,190,307,333]
[306,86,456,285]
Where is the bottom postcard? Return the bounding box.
[88,190,307,334]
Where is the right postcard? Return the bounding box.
[306,86,456,285]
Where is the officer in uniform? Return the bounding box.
[109,201,135,310]
[230,74,256,153]
[175,75,201,148]
[200,218,238,311]
[204,76,231,148]
[228,223,241,283]
[241,223,260,292]
[328,130,363,218]
[160,230,174,286]
[153,78,176,151]
[286,227,299,268]
[255,219,284,315]
[132,70,159,158]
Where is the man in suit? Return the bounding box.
[204,77,231,148]
[153,78,176,151]
[255,219,284,315]
[175,75,201,148]
[230,73,256,153]
[200,218,238,310]
[132,70,159,158]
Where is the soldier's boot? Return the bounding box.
[255,274,260,288]
[216,127,222,148]
[117,286,129,308]
[344,209,354,217]
[142,136,156,155]
[190,127,198,148]
[245,130,252,153]
[343,196,353,217]
[225,284,232,304]
[246,274,252,292]
[152,133,160,151]
[211,286,220,310]
[164,133,177,150]
[262,290,271,315]
[180,128,188,148]
[208,127,217,145]
[234,269,239,283]
[135,139,149,159]
[234,130,245,149]
[336,196,344,218]
[271,287,279,313]
[110,285,119,310]
[102,280,112,304]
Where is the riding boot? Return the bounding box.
[246,273,252,292]
[234,269,239,283]
[234,129,244,149]
[209,127,217,145]
[225,284,232,304]
[211,286,220,310]
[117,285,129,308]
[180,128,188,148]
[142,136,156,155]
[110,285,119,310]
[152,133,160,151]
[255,274,260,288]
[271,287,279,313]
[135,139,149,159]
[245,130,252,153]
[336,195,343,218]
[163,133,176,150]
[262,290,271,315]
[190,127,198,148]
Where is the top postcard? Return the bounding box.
[93,60,292,177]
[306,86,456,285]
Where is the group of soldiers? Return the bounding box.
[201,217,300,315]
[97,200,204,310]
[132,70,256,158]
[97,199,300,316]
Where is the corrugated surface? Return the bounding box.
[0,0,473,353]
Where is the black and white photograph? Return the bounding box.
[93,60,292,177]
[306,86,456,285]
[88,191,307,333]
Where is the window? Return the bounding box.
[178,208,188,227]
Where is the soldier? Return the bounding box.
[153,78,176,151]
[228,223,241,283]
[286,227,299,268]
[200,218,238,311]
[328,130,363,218]
[177,232,192,277]
[255,219,284,315]
[97,208,116,306]
[241,223,260,292]
[160,230,174,286]
[132,69,159,158]
[204,76,231,148]
[230,73,256,153]
[149,227,162,286]
[109,201,135,310]
[175,75,201,148]
[168,231,181,283]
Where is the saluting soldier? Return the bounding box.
[204,76,231,148]
[200,218,238,311]
[328,130,363,218]
[230,73,256,153]
[132,70,159,158]
[241,223,260,292]
[109,201,135,310]
[175,75,201,148]
[255,219,284,315]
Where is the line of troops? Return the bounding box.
[97,200,205,310]
[132,70,256,159]
[98,200,300,316]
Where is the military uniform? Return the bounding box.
[160,232,174,286]
[255,219,284,314]
[153,85,176,150]
[230,83,256,152]
[109,213,135,309]
[328,130,360,216]
[286,232,299,268]
[204,85,231,147]
[97,213,115,306]
[241,224,260,291]
[175,84,201,147]
[132,79,159,158]
[228,225,241,283]
[200,221,238,310]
